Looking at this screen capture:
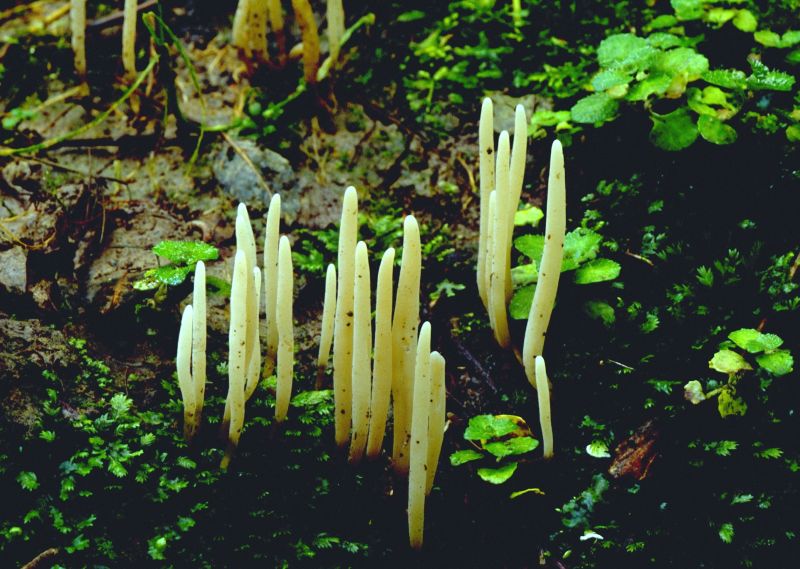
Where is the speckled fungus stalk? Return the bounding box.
[391,215,421,475]
[426,351,446,495]
[489,131,512,348]
[523,140,566,385]
[291,0,320,85]
[505,105,528,300]
[333,187,358,448]
[348,241,372,463]
[316,263,336,388]
[263,194,282,378]
[326,0,345,69]
[275,236,294,422]
[176,305,196,440]
[232,0,269,61]
[232,0,252,56]
[477,98,494,311]
[122,0,138,81]
[534,355,554,459]
[70,0,87,79]
[408,321,432,551]
[191,261,207,431]
[267,0,286,65]
[244,266,262,401]
[221,250,248,470]
[366,247,395,459]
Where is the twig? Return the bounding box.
[221,131,272,197]
[87,0,158,31]
[20,547,59,569]
[625,249,655,267]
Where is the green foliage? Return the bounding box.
[451,414,539,485]
[133,241,219,291]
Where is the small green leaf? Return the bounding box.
[17,471,39,491]
[464,415,519,440]
[653,48,709,80]
[584,300,615,326]
[755,350,794,376]
[650,108,699,151]
[646,32,683,50]
[671,0,703,21]
[592,69,632,92]
[563,228,603,269]
[397,10,425,23]
[787,124,800,142]
[755,447,783,460]
[626,73,672,101]
[291,389,334,407]
[586,441,611,458]
[684,380,706,404]
[450,449,484,466]
[574,258,621,284]
[152,241,219,265]
[511,263,538,287]
[514,205,544,227]
[747,59,796,92]
[717,387,748,417]
[731,10,757,32]
[135,265,193,289]
[698,115,738,145]
[514,234,545,263]
[483,437,539,459]
[702,69,747,90]
[728,329,783,353]
[477,463,518,484]
[570,94,619,124]
[648,15,678,30]
[597,34,649,68]
[509,284,535,320]
[709,349,753,374]
[719,522,734,544]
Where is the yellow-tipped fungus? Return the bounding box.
[348,241,372,462]
[291,0,320,85]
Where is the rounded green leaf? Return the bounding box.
[483,437,539,460]
[509,284,535,320]
[684,380,706,404]
[717,387,748,418]
[584,300,616,326]
[477,463,518,484]
[709,349,753,374]
[732,10,757,32]
[649,108,699,151]
[702,69,747,90]
[450,449,485,466]
[570,94,620,124]
[627,73,672,101]
[597,34,648,68]
[728,328,783,353]
[574,258,621,284]
[464,415,519,441]
[514,205,544,227]
[654,48,709,80]
[698,115,738,144]
[152,240,219,264]
[671,0,704,20]
[586,441,611,458]
[755,350,794,376]
[592,69,632,92]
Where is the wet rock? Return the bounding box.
[0,246,27,294]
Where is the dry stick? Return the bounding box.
[534,356,554,459]
[490,131,512,348]
[408,321,432,551]
[221,132,273,196]
[426,351,446,495]
[333,187,358,448]
[191,261,207,434]
[349,241,372,463]
[20,548,60,569]
[0,54,158,157]
[263,194,282,377]
[221,251,248,470]
[505,104,527,301]
[275,236,294,422]
[366,247,395,459]
[315,263,337,389]
[523,140,566,387]
[477,97,494,311]
[176,304,196,441]
[391,215,422,475]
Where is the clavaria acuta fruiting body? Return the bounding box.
[426,351,446,495]
[221,250,248,470]
[325,0,345,70]
[408,321,432,550]
[316,263,336,388]
[392,215,422,475]
[267,0,287,65]
[191,261,207,429]
[275,235,294,422]
[232,0,269,61]
[333,187,358,448]
[176,305,196,440]
[534,356,554,459]
[348,241,372,462]
[122,0,138,81]
[244,266,262,401]
[291,0,320,85]
[477,98,494,311]
[523,140,566,386]
[489,130,512,348]
[70,0,86,78]
[506,105,528,299]
[263,194,282,378]
[366,247,395,459]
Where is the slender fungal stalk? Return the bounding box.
[477,98,494,311]
[70,0,87,78]
[489,130,512,348]
[275,236,294,422]
[366,247,395,459]
[534,356,554,459]
[348,241,372,463]
[486,190,497,334]
[244,267,262,401]
[250,0,269,62]
[426,351,446,495]
[506,104,527,301]
[267,0,286,65]
[291,0,320,85]
[122,0,138,80]
[232,0,252,55]
[408,321,432,551]
[333,187,358,447]
[523,141,566,386]
[316,263,337,388]
[177,304,196,441]
[391,216,421,475]
[263,194,282,377]
[191,262,207,431]
[326,0,344,67]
